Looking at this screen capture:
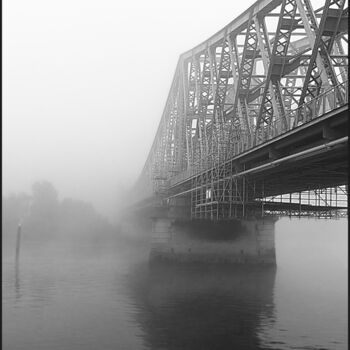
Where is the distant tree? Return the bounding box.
[32,181,58,204]
[27,181,60,234]
[3,180,117,241]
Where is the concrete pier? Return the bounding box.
[150,217,276,265]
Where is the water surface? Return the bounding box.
[2,218,347,349]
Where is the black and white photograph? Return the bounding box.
[2,0,348,349]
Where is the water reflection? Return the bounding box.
[126,263,276,350]
[14,259,22,302]
[3,219,346,350]
[11,256,57,310]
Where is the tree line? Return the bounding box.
[2,181,116,238]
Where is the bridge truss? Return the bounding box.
[135,0,348,220]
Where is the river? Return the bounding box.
[2,218,347,350]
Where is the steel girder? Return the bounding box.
[296,0,347,111]
[255,0,298,137]
[134,0,348,208]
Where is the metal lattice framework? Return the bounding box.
[134,0,348,220]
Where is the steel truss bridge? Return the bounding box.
[133,0,348,220]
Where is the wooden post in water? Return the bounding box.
[15,222,22,262]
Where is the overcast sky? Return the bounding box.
[3,0,325,218]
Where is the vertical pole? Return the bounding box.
[335,187,338,218]
[190,182,193,219]
[235,178,238,218]
[261,181,265,217]
[242,176,246,218]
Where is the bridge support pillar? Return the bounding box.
[149,217,276,265]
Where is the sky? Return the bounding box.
[3,0,326,219]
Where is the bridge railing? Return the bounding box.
[169,81,348,187]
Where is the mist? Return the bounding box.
[3,0,258,218]
[3,0,347,349]
[2,0,330,218]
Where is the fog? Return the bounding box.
[2,2,347,349]
[3,0,328,219]
[3,0,255,218]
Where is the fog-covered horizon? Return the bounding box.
[3,0,326,219]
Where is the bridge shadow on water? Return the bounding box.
[126,262,277,350]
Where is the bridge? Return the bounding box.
[126,0,348,264]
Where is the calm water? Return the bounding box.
[2,218,348,350]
